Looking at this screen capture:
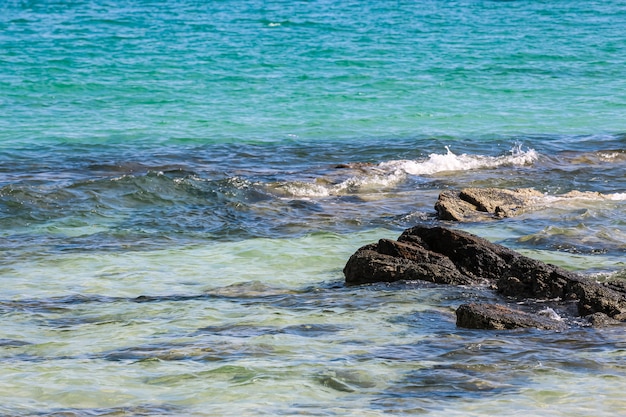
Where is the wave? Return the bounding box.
[541,190,626,203]
[269,169,406,198]
[271,145,539,198]
[379,144,539,176]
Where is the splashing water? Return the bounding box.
[381,144,539,176]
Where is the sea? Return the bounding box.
[1,0,625,416]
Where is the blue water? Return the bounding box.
[1,1,626,416]
[3,0,626,144]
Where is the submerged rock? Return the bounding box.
[456,303,567,331]
[318,369,378,392]
[435,188,543,221]
[344,226,626,329]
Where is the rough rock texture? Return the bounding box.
[344,226,626,328]
[456,303,567,330]
[585,312,623,327]
[435,188,543,221]
[342,240,480,286]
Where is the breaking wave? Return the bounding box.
[271,145,539,198]
[379,144,539,176]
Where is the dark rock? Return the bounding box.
[344,226,626,327]
[584,312,622,327]
[343,239,484,286]
[605,279,626,293]
[334,162,375,170]
[456,303,567,330]
[435,188,543,221]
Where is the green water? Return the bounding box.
[3,0,626,144]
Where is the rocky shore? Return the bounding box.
[435,187,619,222]
[344,224,626,330]
[435,188,543,221]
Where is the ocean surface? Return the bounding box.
[1,0,626,415]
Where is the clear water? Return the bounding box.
[1,1,625,416]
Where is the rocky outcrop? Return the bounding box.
[435,187,624,222]
[585,312,623,327]
[344,226,626,329]
[341,239,483,287]
[435,188,543,221]
[456,303,567,331]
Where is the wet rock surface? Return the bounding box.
[434,187,625,223]
[344,226,626,329]
[585,312,623,327]
[435,188,543,221]
[456,303,567,330]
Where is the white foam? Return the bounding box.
[270,145,540,198]
[332,170,406,194]
[273,169,407,198]
[607,193,626,201]
[542,191,626,203]
[379,144,539,176]
[537,307,563,322]
[273,181,331,198]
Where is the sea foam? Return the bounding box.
[379,145,539,176]
[271,145,538,198]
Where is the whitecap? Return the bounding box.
[273,181,331,198]
[540,190,626,203]
[270,170,407,198]
[379,144,539,176]
[331,170,407,194]
[607,193,626,201]
[267,145,539,198]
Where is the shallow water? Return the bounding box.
[2,0,626,415]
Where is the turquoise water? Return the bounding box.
[1,1,626,416]
[3,0,626,143]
